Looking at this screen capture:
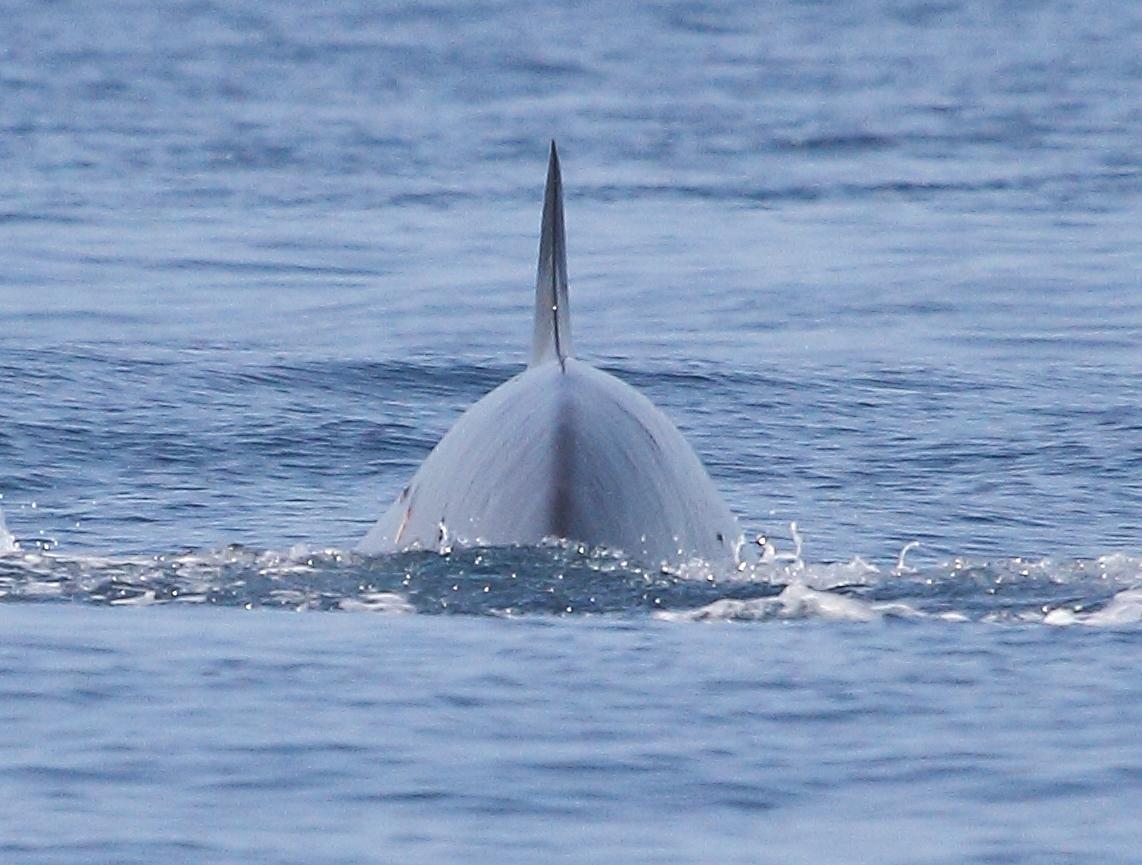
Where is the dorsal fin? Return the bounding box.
[530,140,573,367]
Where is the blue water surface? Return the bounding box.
[1,0,1140,862]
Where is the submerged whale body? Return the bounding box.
[358,143,744,566]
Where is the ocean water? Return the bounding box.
[1,0,1140,862]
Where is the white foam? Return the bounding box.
[1093,553,1142,584]
[1046,588,1142,628]
[338,592,415,614]
[894,541,921,574]
[0,506,18,555]
[736,523,883,589]
[110,590,158,607]
[794,557,881,590]
[656,581,885,623]
[778,581,881,621]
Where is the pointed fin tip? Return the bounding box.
[531,141,572,367]
[545,140,561,198]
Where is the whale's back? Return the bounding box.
[357,358,741,565]
[358,143,744,566]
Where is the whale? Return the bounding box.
[358,143,745,567]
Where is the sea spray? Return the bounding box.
[0,506,18,555]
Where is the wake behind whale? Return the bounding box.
[358,143,745,567]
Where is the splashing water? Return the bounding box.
[0,506,19,556]
[0,521,1138,626]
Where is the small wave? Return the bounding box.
[1044,588,1142,628]
[773,132,895,153]
[654,583,885,623]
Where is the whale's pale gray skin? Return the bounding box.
[358,143,744,566]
